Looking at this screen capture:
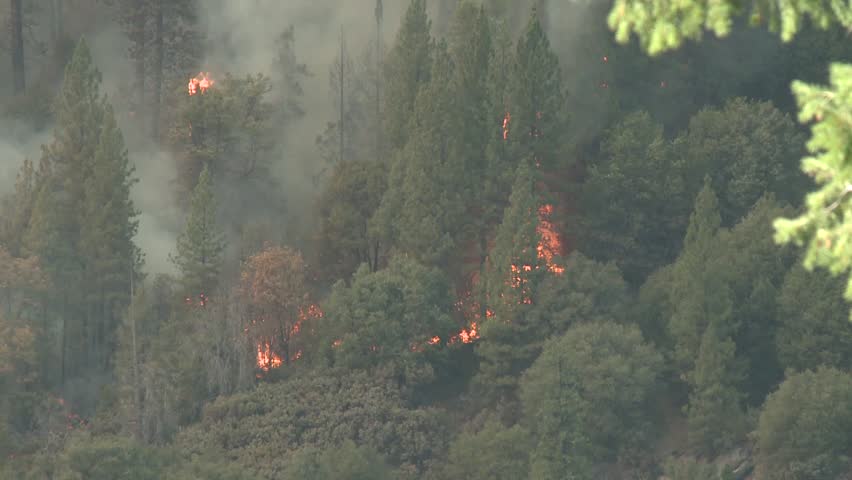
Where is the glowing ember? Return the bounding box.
[502,112,511,140]
[537,204,564,274]
[603,55,608,62]
[188,72,214,96]
[428,336,441,345]
[184,293,209,307]
[332,339,343,348]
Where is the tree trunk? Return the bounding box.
[151,0,164,142]
[10,0,25,94]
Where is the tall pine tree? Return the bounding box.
[170,164,225,297]
[505,8,568,174]
[382,0,433,154]
[25,38,107,385]
[80,104,143,370]
[476,159,545,401]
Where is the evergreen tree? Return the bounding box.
[685,324,746,455]
[382,0,433,154]
[476,160,545,400]
[24,38,107,385]
[505,8,568,174]
[170,165,225,297]
[380,42,466,269]
[79,104,143,370]
[777,263,852,372]
[0,158,36,256]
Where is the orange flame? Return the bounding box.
[256,342,283,371]
[537,204,564,274]
[502,112,511,140]
[188,72,214,96]
[254,303,322,371]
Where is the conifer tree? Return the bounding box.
[80,105,143,369]
[686,324,746,455]
[476,160,545,400]
[383,0,433,154]
[506,9,568,173]
[25,38,106,384]
[0,158,35,256]
[381,42,465,268]
[170,164,225,297]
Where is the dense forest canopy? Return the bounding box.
[1,0,852,479]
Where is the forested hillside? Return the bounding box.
[2,0,852,479]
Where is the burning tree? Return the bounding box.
[476,159,548,399]
[240,245,312,370]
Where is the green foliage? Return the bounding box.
[774,64,852,313]
[521,322,663,477]
[317,257,458,386]
[170,164,226,296]
[315,160,387,280]
[661,456,728,480]
[526,251,630,335]
[173,371,449,478]
[685,325,747,455]
[675,98,806,225]
[375,42,467,268]
[477,160,544,399]
[58,435,170,480]
[777,263,852,371]
[505,9,568,172]
[383,0,433,153]
[282,441,395,480]
[0,158,35,256]
[579,111,687,283]
[607,0,852,56]
[756,367,852,479]
[442,420,532,480]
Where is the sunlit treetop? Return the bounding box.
[774,64,852,306]
[608,0,852,56]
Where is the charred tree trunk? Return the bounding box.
[151,0,164,142]
[10,0,25,94]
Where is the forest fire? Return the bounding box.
[188,72,214,96]
[254,303,323,372]
[503,112,511,139]
[537,204,564,274]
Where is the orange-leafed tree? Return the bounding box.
[240,245,311,367]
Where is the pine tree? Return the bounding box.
[449,3,499,289]
[382,42,466,269]
[79,104,143,370]
[686,324,746,455]
[506,8,568,173]
[383,0,433,154]
[0,158,35,256]
[170,164,225,297]
[476,160,545,400]
[25,38,106,385]
[684,177,722,250]
[669,179,732,373]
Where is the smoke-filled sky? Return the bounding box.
[87,0,414,274]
